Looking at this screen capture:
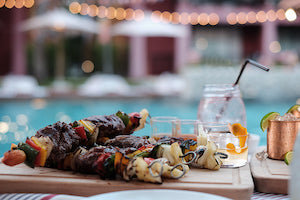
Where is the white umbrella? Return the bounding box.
[111,12,188,38]
[20,8,100,79]
[20,8,100,34]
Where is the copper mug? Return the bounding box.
[267,120,300,160]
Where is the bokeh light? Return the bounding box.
[199,13,209,25]
[81,60,95,73]
[15,0,24,8]
[285,8,297,22]
[80,3,89,15]
[0,0,5,7]
[24,0,34,8]
[227,12,237,25]
[161,11,171,23]
[151,10,161,22]
[16,114,28,126]
[31,98,47,110]
[5,0,15,8]
[237,12,247,24]
[267,10,277,22]
[269,41,281,53]
[107,6,116,19]
[69,2,81,14]
[276,9,286,20]
[88,4,98,17]
[256,11,267,23]
[116,8,126,20]
[171,12,180,24]
[125,8,134,21]
[208,13,219,25]
[196,37,208,50]
[9,122,18,132]
[98,6,107,18]
[190,12,199,25]
[247,11,257,24]
[134,9,144,21]
[0,122,9,134]
[180,12,190,25]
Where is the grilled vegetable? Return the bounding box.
[190,141,223,170]
[18,142,39,168]
[2,149,26,166]
[124,157,162,184]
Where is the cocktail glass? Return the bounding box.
[203,122,248,168]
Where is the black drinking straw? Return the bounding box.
[216,59,270,123]
[234,59,270,86]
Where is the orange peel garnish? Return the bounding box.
[226,123,248,154]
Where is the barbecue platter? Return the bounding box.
[1,109,226,184]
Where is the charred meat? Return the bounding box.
[105,135,150,149]
[35,121,80,168]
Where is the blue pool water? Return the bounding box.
[0,98,296,157]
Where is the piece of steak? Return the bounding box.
[84,114,126,139]
[35,121,80,168]
[104,135,150,149]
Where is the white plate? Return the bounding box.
[86,189,232,200]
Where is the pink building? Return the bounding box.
[0,0,299,79]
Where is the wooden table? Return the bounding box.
[0,162,254,200]
[250,148,290,194]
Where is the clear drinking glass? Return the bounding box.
[150,116,179,140]
[203,122,248,168]
[197,84,247,127]
[172,119,200,140]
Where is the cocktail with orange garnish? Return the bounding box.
[202,122,248,168]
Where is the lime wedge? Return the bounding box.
[284,151,293,165]
[287,104,300,114]
[260,112,280,132]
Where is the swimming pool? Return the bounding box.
[0,98,297,156]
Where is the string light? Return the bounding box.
[276,9,286,20]
[24,0,34,8]
[5,0,15,8]
[15,0,24,8]
[198,13,209,25]
[67,2,293,26]
[227,12,237,25]
[180,12,190,25]
[247,11,257,23]
[69,2,81,14]
[125,8,134,20]
[256,11,267,23]
[0,0,34,8]
[88,4,98,17]
[267,10,277,22]
[171,12,180,24]
[285,8,297,22]
[237,12,247,24]
[79,3,88,15]
[208,13,219,25]
[0,0,5,8]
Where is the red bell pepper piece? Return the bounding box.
[128,112,141,127]
[144,157,155,165]
[93,153,112,178]
[74,126,87,140]
[26,138,41,167]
